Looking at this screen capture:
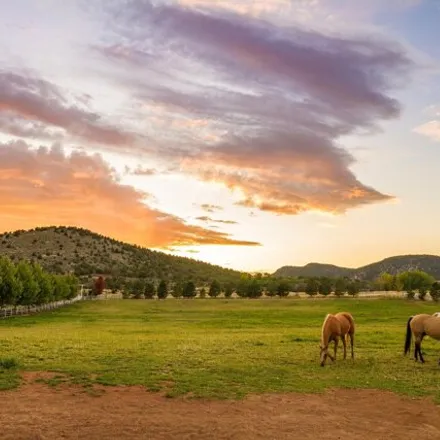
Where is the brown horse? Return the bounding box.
[319,312,355,367]
[404,314,440,364]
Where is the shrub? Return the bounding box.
[0,358,19,370]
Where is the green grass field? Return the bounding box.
[1,298,440,400]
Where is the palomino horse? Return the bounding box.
[319,312,355,367]
[404,314,440,364]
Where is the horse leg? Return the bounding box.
[415,335,425,363]
[333,336,339,361]
[349,333,354,359]
[341,334,347,360]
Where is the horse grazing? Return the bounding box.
[404,314,440,364]
[319,312,355,367]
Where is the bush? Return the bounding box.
[0,358,19,370]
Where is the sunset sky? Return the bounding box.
[1,0,439,272]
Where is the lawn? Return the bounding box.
[1,298,440,400]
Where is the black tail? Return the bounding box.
[404,316,413,355]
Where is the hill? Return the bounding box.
[0,226,244,284]
[273,255,440,280]
[274,263,353,279]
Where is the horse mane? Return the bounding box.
[321,314,332,346]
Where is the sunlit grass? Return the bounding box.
[1,298,440,400]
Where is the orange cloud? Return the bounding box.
[0,141,260,248]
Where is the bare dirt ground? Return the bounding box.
[1,373,440,440]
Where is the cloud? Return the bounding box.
[196,216,238,224]
[0,141,260,247]
[93,0,414,215]
[200,204,223,213]
[413,120,440,142]
[127,166,158,176]
[0,70,136,147]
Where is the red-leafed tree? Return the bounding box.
[94,276,105,296]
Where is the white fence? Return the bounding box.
[0,294,83,319]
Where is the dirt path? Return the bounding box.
[1,373,440,440]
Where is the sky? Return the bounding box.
[0,0,440,273]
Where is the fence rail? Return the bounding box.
[0,295,83,319]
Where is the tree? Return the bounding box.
[171,282,183,298]
[16,260,39,306]
[318,277,332,296]
[431,282,440,302]
[0,256,21,307]
[375,272,393,291]
[157,280,168,299]
[199,287,206,299]
[224,282,234,298]
[182,281,196,298]
[144,282,156,299]
[209,279,221,298]
[277,280,290,298]
[305,278,319,297]
[129,279,145,299]
[93,276,105,296]
[63,274,79,299]
[246,279,262,298]
[236,277,250,298]
[347,280,360,297]
[32,263,54,305]
[398,270,435,300]
[334,278,347,297]
[52,275,70,300]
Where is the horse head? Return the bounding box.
[319,343,328,366]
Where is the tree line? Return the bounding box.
[0,256,79,307]
[95,269,440,300]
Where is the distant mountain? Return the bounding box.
[0,226,244,284]
[273,255,440,280]
[274,263,353,279]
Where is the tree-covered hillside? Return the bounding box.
[0,226,244,285]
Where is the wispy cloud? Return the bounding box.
[196,216,238,225]
[0,141,260,247]
[0,69,137,147]
[94,0,414,216]
[200,204,223,213]
[127,166,158,176]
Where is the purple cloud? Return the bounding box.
[0,70,137,147]
[92,0,414,215]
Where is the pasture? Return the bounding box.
[1,297,440,401]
